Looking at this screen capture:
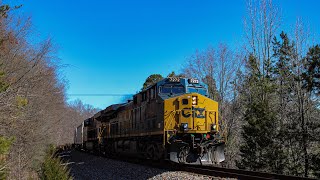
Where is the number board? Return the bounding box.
[168,77,180,83]
[188,78,199,84]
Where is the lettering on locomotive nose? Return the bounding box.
[193,107,205,118]
[182,108,192,118]
[181,107,205,118]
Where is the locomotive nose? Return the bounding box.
[165,93,225,165]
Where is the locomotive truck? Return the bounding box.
[74,77,225,165]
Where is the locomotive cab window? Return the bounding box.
[188,87,208,96]
[160,85,184,94]
[182,99,188,105]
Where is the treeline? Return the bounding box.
[180,0,320,178]
[0,4,98,179]
[1,0,318,179]
[139,1,320,177]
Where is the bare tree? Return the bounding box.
[244,0,281,81]
[0,4,79,178]
[182,44,244,167]
[284,19,317,177]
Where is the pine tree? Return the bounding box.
[40,145,72,180]
[142,74,163,90]
[272,32,294,126]
[302,45,320,95]
[270,32,296,173]
[237,54,285,173]
[270,32,320,177]
[302,45,320,178]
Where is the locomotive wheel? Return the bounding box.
[146,144,155,160]
[178,149,187,164]
[153,146,160,161]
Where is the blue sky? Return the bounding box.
[9,0,320,109]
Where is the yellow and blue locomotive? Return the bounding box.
[74,77,225,165]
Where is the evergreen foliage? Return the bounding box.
[0,4,10,18]
[203,75,220,101]
[142,74,163,90]
[237,54,285,173]
[40,145,72,180]
[0,4,21,19]
[0,2,98,178]
[311,153,320,178]
[272,32,294,80]
[0,68,9,93]
[237,31,320,177]
[0,52,12,180]
[238,101,285,172]
[167,71,185,78]
[0,0,319,178]
[302,45,320,95]
[0,136,14,180]
[167,71,176,77]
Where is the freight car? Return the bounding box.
[74,77,225,165]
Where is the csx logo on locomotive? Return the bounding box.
[182,107,205,118]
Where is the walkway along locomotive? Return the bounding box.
[74,77,225,165]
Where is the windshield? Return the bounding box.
[188,88,208,96]
[160,86,184,94]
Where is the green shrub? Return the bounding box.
[0,136,14,180]
[40,145,72,180]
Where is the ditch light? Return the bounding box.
[180,123,188,131]
[192,96,197,105]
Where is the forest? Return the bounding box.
[181,1,320,177]
[0,4,98,179]
[145,0,320,178]
[0,0,319,179]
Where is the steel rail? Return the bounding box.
[64,149,317,180]
[176,164,316,180]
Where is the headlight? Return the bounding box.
[180,123,188,131]
[192,96,197,105]
[211,124,217,131]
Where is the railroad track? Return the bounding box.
[118,156,316,180]
[175,165,316,180]
[64,149,316,180]
[126,158,316,180]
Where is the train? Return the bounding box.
[74,77,225,165]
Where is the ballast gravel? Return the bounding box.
[66,150,234,180]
